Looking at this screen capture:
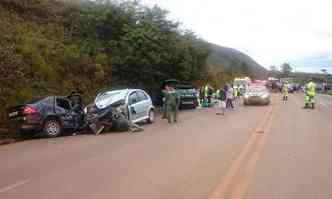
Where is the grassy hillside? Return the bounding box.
[0,0,267,135]
[207,43,268,79]
[0,0,209,116]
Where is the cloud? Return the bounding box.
[143,0,332,73]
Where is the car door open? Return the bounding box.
[55,97,74,128]
[128,92,140,122]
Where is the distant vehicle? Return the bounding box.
[267,77,280,92]
[234,77,251,94]
[163,79,198,109]
[243,86,271,106]
[85,89,155,134]
[7,95,85,138]
[175,85,198,109]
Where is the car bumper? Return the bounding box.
[244,97,270,105]
[180,99,197,108]
[8,117,42,132]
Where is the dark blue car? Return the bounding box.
[7,95,84,138]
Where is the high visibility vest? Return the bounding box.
[283,84,289,94]
[307,82,316,97]
[216,89,220,98]
[204,85,209,97]
[234,88,239,97]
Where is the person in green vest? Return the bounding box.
[304,79,316,109]
[165,84,180,123]
[204,84,209,105]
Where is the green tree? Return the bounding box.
[280,62,292,77]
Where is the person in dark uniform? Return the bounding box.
[164,84,179,123]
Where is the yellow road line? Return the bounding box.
[0,179,31,194]
[209,95,278,199]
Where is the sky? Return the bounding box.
[142,0,332,73]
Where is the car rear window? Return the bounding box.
[248,87,267,92]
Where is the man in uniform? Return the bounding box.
[165,84,179,123]
[304,79,316,109]
[282,81,289,103]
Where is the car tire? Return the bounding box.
[43,119,62,138]
[147,109,155,123]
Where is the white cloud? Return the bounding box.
[143,0,332,73]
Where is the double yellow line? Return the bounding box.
[210,95,279,199]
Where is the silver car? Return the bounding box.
[92,89,155,124]
[243,86,271,106]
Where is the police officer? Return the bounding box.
[304,79,316,109]
[165,84,179,123]
[282,81,289,102]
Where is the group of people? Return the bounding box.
[162,83,243,124]
[215,84,241,114]
[281,79,317,109]
[198,84,241,115]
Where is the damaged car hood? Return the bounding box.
[95,90,128,109]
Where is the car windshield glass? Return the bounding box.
[95,90,128,109]
[176,89,187,95]
[234,80,247,85]
[177,89,195,94]
[97,91,123,101]
[248,87,266,93]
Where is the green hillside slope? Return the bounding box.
[207,43,267,79]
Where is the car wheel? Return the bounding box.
[147,109,155,123]
[43,119,61,138]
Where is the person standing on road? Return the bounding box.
[162,88,168,119]
[304,79,316,109]
[226,84,234,109]
[233,86,241,105]
[208,85,214,105]
[165,84,179,123]
[282,81,289,103]
[216,86,227,115]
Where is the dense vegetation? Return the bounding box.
[0,0,264,132]
[0,0,211,114]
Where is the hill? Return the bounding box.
[207,43,268,79]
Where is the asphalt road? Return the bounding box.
[1,93,332,199]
